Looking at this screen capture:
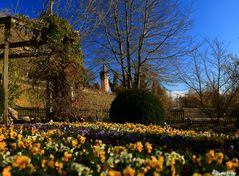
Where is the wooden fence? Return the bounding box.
[168,109,185,122]
[15,107,46,119]
[14,107,109,122]
[167,108,238,129]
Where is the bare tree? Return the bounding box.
[40,0,111,40]
[178,39,239,120]
[90,0,193,89]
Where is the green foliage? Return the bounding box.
[8,62,22,106]
[0,61,22,114]
[39,15,82,63]
[109,89,165,125]
[24,15,84,120]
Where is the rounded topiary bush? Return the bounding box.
[109,89,165,125]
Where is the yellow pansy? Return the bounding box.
[62,151,72,162]
[17,134,23,140]
[215,152,224,165]
[55,161,63,174]
[0,134,5,141]
[41,159,47,168]
[47,160,55,169]
[0,141,7,152]
[123,166,135,176]
[95,139,103,145]
[10,131,17,139]
[29,163,36,173]
[113,146,126,154]
[107,170,122,176]
[136,142,143,153]
[2,166,11,176]
[79,135,86,144]
[226,158,238,170]
[192,173,202,176]
[17,141,25,148]
[72,139,78,147]
[11,143,17,150]
[206,150,215,164]
[12,155,31,170]
[145,142,152,153]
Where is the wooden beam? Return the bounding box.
[3,23,10,125]
[0,40,38,49]
[0,16,12,25]
[0,51,50,59]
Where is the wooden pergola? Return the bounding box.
[0,16,47,125]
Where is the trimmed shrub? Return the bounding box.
[109,89,165,125]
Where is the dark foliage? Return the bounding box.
[109,89,165,125]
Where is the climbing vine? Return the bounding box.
[15,15,84,120]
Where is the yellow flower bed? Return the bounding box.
[0,122,237,176]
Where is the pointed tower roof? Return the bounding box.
[102,64,107,72]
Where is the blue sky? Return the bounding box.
[1,0,239,92]
[1,0,239,55]
[182,0,239,56]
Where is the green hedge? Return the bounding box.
[109,89,165,125]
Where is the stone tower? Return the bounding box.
[100,65,110,93]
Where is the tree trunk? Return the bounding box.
[50,0,54,15]
[113,4,127,87]
[125,0,132,88]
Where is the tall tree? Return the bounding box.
[91,0,192,88]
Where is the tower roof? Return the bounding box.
[101,64,108,73]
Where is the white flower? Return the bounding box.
[71,162,93,176]
[212,169,236,176]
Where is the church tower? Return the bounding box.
[100,65,110,93]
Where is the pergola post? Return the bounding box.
[3,23,11,125]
